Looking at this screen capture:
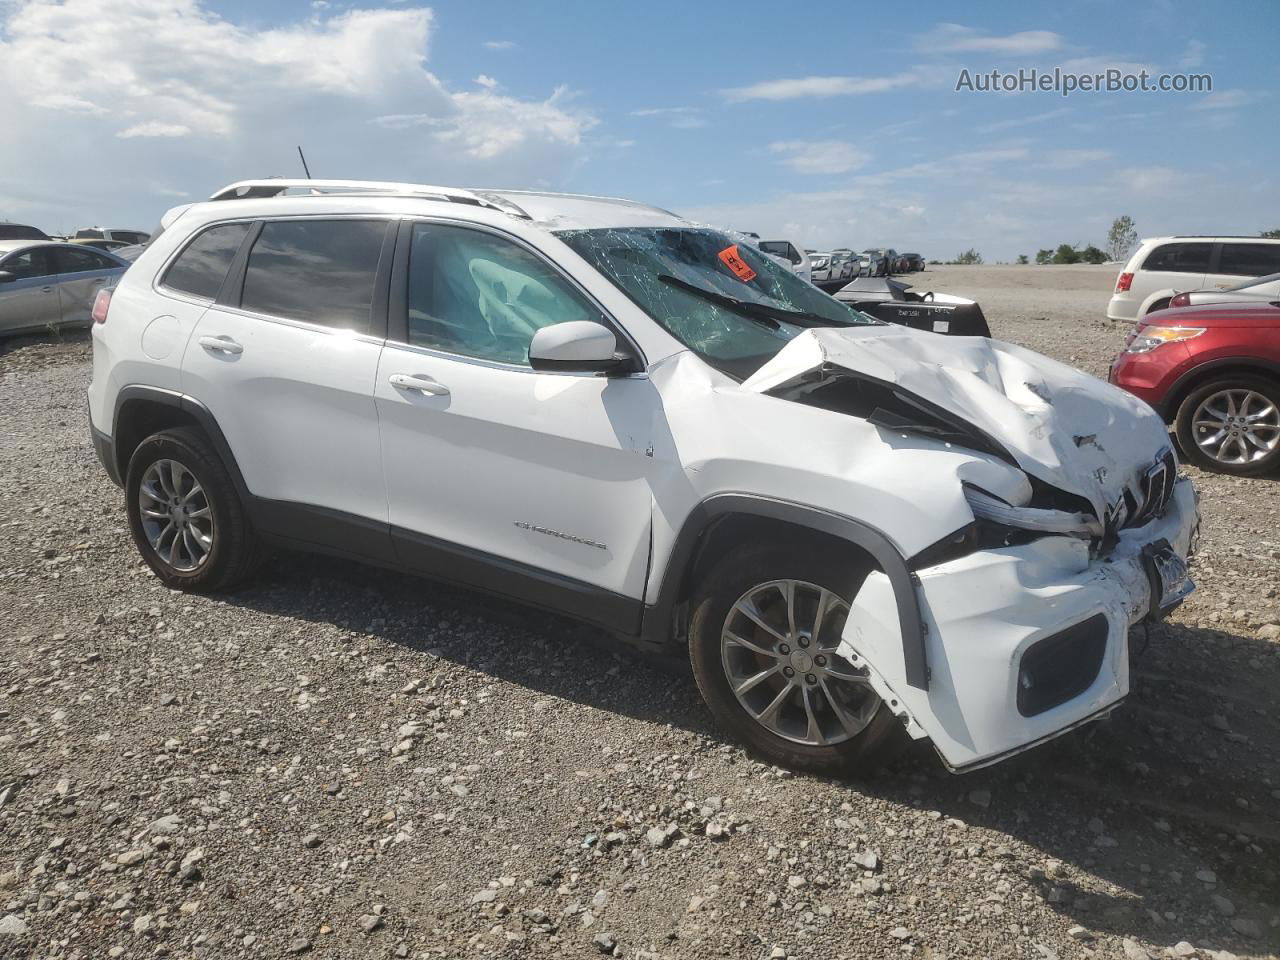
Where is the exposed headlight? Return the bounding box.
[1123,325,1205,354]
[963,485,1102,538]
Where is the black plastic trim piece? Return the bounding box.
[91,422,120,486]
[391,525,642,635]
[214,220,262,308]
[1015,613,1108,717]
[110,385,253,504]
[642,494,929,690]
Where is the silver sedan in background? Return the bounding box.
[1168,271,1280,310]
[0,240,128,336]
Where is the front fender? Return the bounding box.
[641,493,930,690]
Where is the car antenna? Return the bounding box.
[297,145,312,179]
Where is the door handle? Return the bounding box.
[41,285,54,293]
[91,277,107,285]
[198,335,243,355]
[389,373,450,396]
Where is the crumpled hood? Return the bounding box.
[741,326,1172,520]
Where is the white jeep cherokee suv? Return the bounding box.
[88,179,1198,775]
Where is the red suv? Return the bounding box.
[1109,301,1280,476]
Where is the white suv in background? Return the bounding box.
[756,239,811,283]
[88,178,1197,775]
[1107,236,1280,322]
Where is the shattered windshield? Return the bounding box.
[557,227,879,379]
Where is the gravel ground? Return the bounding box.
[1,265,1277,960]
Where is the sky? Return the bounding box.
[1,0,1276,261]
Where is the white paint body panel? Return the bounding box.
[841,478,1197,769]
[374,344,658,597]
[180,307,386,521]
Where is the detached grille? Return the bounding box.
[1110,449,1178,535]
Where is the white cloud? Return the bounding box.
[768,140,870,175]
[630,106,706,129]
[1191,89,1260,111]
[1113,166,1188,195]
[483,39,516,50]
[976,107,1071,133]
[117,121,193,139]
[721,71,929,102]
[0,1,595,227]
[920,23,1063,55]
[1044,149,1111,169]
[1178,39,1205,68]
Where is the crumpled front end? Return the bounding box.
[840,476,1197,771]
[739,324,1202,770]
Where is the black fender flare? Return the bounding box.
[640,493,929,690]
[111,385,253,503]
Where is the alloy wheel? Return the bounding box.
[720,579,880,746]
[1192,388,1280,465]
[138,458,214,572]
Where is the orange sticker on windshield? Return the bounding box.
[717,244,757,282]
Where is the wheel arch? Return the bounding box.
[641,495,929,690]
[112,386,251,501]
[1159,358,1280,422]
[1138,288,1179,318]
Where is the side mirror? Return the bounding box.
[529,320,635,375]
[0,271,15,283]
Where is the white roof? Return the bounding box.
[206,179,687,232]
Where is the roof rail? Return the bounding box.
[208,179,530,219]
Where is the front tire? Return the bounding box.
[688,543,903,776]
[125,427,262,590]
[1174,375,1280,476]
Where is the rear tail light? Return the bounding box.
[1169,292,1190,308]
[91,288,112,325]
[1115,272,1134,293]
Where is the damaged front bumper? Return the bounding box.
[839,476,1198,772]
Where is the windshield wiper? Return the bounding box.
[657,274,833,328]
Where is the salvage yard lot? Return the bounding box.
[1,264,1277,959]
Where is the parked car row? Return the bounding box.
[1106,235,1280,322]
[0,239,129,335]
[0,222,151,333]
[1107,236,1280,477]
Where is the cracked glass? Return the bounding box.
[558,227,878,379]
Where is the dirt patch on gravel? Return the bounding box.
[1,266,1276,959]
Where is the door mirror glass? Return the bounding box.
[528,320,630,374]
[0,270,15,283]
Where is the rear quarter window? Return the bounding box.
[162,222,253,300]
[1140,242,1212,273]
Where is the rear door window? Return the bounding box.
[240,219,386,333]
[1141,242,1212,273]
[163,222,252,300]
[0,248,55,280]
[1216,243,1280,277]
[53,247,118,274]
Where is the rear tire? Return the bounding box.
[1174,375,1280,476]
[125,427,263,590]
[688,543,903,776]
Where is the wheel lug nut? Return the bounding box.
[783,666,795,678]
[798,637,809,648]
[814,655,826,666]
[805,673,817,685]
[779,644,790,655]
